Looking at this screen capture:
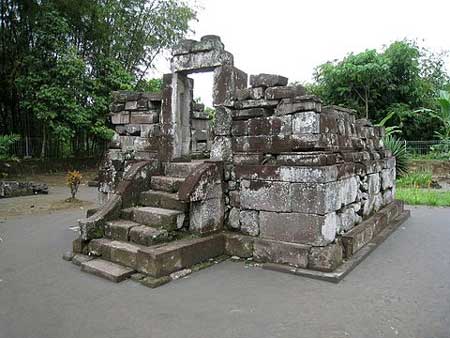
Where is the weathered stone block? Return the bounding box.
[104,220,136,241]
[240,179,290,212]
[110,132,121,148]
[125,100,138,110]
[116,124,141,136]
[87,239,112,258]
[259,211,337,245]
[140,124,160,138]
[109,241,139,268]
[235,164,340,183]
[192,111,210,119]
[232,153,263,165]
[292,111,320,134]
[229,190,240,207]
[227,207,240,229]
[129,113,158,124]
[254,238,310,268]
[380,168,395,190]
[275,96,322,115]
[171,49,234,73]
[290,177,358,214]
[81,259,134,283]
[72,237,88,255]
[224,233,254,258]
[250,74,288,88]
[382,188,394,205]
[213,65,248,106]
[231,120,248,136]
[236,87,265,101]
[239,210,259,236]
[234,99,279,110]
[210,136,232,162]
[192,35,225,53]
[111,112,129,124]
[308,242,343,272]
[265,85,306,100]
[232,107,272,120]
[337,203,362,233]
[192,129,208,141]
[276,152,339,166]
[214,106,233,135]
[129,225,169,246]
[190,197,225,234]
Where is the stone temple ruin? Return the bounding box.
[68,35,410,286]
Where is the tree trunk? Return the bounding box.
[40,124,46,158]
[364,88,369,119]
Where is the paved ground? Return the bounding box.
[0,192,449,338]
[0,172,98,218]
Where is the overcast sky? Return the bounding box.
[151,0,450,106]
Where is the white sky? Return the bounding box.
[151,0,450,106]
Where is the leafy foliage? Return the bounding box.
[0,134,20,160]
[66,170,83,199]
[383,135,408,177]
[0,0,196,157]
[310,40,449,140]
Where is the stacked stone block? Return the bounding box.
[211,73,402,272]
[191,102,211,154]
[98,91,162,201]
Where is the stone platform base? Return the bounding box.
[69,201,409,287]
[262,209,410,283]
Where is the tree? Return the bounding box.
[310,40,449,140]
[313,50,389,119]
[0,0,196,157]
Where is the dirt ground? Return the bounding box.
[0,170,99,219]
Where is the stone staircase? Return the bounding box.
[74,160,226,285]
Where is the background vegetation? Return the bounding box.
[0,0,195,158]
[306,40,450,141]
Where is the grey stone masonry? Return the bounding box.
[73,35,407,285]
[208,68,405,274]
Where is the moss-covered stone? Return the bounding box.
[140,275,171,288]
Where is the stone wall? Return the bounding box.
[0,181,48,198]
[211,73,398,272]
[98,92,162,202]
[191,102,212,154]
[94,35,405,275]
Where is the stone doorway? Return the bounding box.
[161,35,247,162]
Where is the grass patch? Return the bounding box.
[396,188,450,206]
[397,171,433,188]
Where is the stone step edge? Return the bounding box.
[87,233,225,278]
[340,200,404,257]
[262,209,411,283]
[80,258,135,283]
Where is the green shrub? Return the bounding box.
[0,134,20,160]
[383,135,408,177]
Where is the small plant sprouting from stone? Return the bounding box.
[66,170,82,201]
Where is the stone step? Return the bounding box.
[137,233,225,277]
[129,225,170,246]
[164,161,204,178]
[140,190,188,211]
[122,206,185,231]
[104,219,140,241]
[87,234,225,278]
[80,259,135,283]
[151,176,185,193]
